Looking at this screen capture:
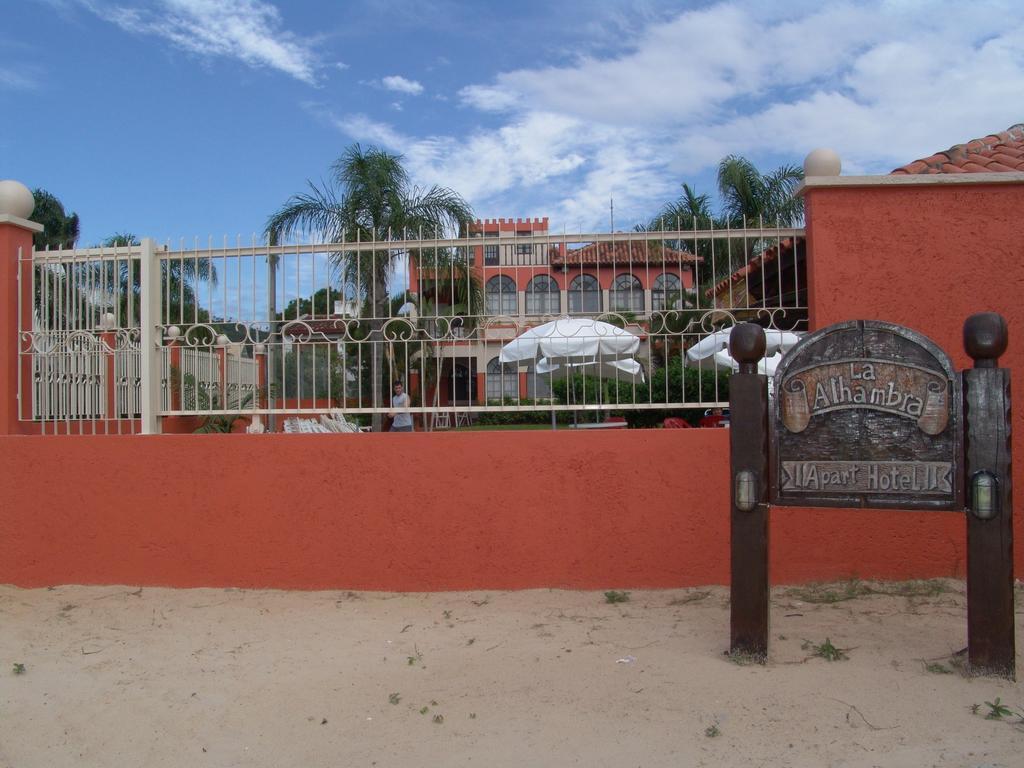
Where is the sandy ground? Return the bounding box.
[1,580,1023,768]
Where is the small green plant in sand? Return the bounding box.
[12,663,26,675]
[969,698,1024,730]
[984,698,1015,720]
[419,706,429,715]
[924,662,952,674]
[704,723,721,737]
[388,692,401,705]
[604,590,630,604]
[802,637,848,661]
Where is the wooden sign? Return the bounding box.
[770,320,962,510]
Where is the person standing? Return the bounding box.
[388,380,413,432]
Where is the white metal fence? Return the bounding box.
[17,223,805,432]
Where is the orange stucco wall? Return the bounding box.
[0,429,967,590]
[801,181,1024,575]
[0,431,724,589]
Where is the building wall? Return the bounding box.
[803,180,1024,574]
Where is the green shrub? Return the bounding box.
[474,398,567,425]
[551,358,730,428]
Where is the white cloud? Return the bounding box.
[318,1,1024,230]
[458,84,520,112]
[88,0,318,84]
[333,113,408,149]
[323,107,665,228]
[381,75,424,95]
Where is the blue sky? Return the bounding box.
[2,0,1022,248]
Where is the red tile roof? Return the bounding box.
[705,238,799,299]
[891,123,1024,174]
[549,240,700,267]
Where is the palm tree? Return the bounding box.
[716,155,803,227]
[645,156,804,285]
[97,233,217,330]
[265,144,473,430]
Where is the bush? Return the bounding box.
[551,358,730,428]
[474,398,567,425]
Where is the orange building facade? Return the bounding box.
[408,217,699,408]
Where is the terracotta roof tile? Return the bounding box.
[892,123,1024,174]
[999,153,1024,164]
[902,160,930,173]
[548,240,700,267]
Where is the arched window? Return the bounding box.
[525,275,560,315]
[568,274,601,313]
[486,356,519,401]
[525,362,552,400]
[652,273,682,311]
[485,275,517,315]
[609,273,643,313]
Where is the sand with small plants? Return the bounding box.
[1,579,1023,767]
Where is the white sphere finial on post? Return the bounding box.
[803,148,841,177]
[0,180,35,220]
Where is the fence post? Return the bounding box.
[139,237,162,434]
[963,312,1015,679]
[729,322,770,659]
[0,181,43,435]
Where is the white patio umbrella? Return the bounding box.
[499,316,644,429]
[686,329,800,377]
[500,316,643,379]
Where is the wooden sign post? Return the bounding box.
[729,324,770,659]
[963,313,1015,677]
[727,315,1014,678]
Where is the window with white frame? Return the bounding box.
[485,275,517,315]
[486,357,519,401]
[568,274,601,313]
[652,273,682,311]
[610,273,644,313]
[525,275,559,315]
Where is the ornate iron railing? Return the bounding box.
[18,224,805,432]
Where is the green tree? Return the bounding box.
[265,144,473,430]
[644,158,803,282]
[29,189,80,250]
[716,155,803,227]
[26,189,82,328]
[276,286,338,321]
